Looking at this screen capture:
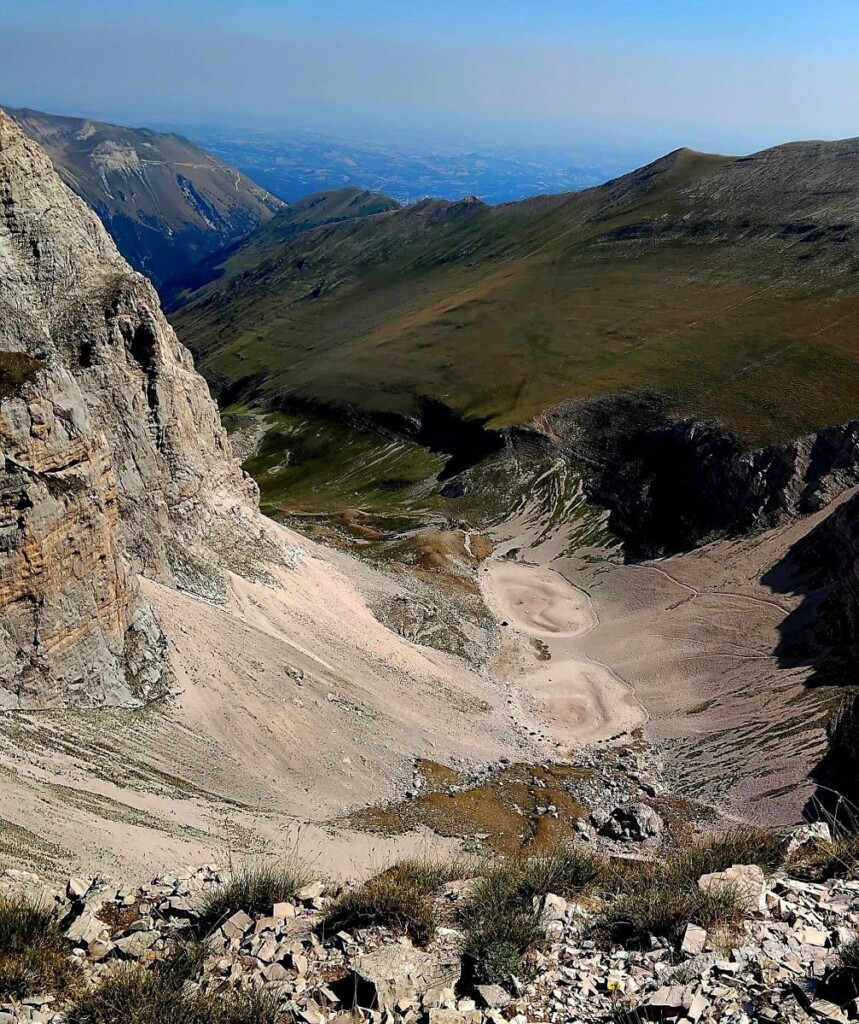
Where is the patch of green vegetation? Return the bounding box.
[593,826,782,946]
[0,894,82,1001]
[198,861,310,935]
[324,857,467,946]
[67,939,281,1024]
[175,147,859,448]
[241,409,446,517]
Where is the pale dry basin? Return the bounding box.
[0,485,849,881]
[482,486,859,823]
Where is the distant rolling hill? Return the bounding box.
[5,106,285,291]
[166,186,400,305]
[171,140,859,447]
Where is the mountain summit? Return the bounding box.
[4,106,284,290]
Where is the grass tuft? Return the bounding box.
[199,860,310,935]
[460,867,543,984]
[0,894,82,1000]
[591,830,779,948]
[67,939,282,1024]
[324,857,466,946]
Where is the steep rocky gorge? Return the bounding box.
[0,110,261,707]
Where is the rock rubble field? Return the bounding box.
[2,820,859,1024]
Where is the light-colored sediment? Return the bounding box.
[481,559,645,746]
[0,515,547,881]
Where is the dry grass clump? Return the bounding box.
[67,940,282,1024]
[459,847,607,984]
[0,894,82,1000]
[324,857,466,946]
[199,860,311,935]
[591,829,781,949]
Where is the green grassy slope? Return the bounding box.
[167,187,401,303]
[173,142,859,446]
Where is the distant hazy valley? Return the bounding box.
[158,120,633,205]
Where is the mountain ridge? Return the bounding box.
[4,105,285,291]
[171,133,859,446]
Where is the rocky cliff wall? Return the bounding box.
[0,110,261,706]
[541,394,859,559]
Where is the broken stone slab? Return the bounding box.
[65,911,109,946]
[680,924,707,956]
[221,909,254,940]
[423,985,457,1009]
[477,983,509,1007]
[686,992,709,1022]
[646,984,688,1011]
[427,1011,481,1024]
[67,877,91,901]
[808,998,850,1023]
[296,881,326,903]
[114,930,159,958]
[540,893,567,921]
[698,864,766,913]
[350,945,461,1010]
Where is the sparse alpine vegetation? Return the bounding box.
[3,823,859,1022]
[174,142,859,448]
[0,895,81,1002]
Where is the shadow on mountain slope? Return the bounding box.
[760,491,859,810]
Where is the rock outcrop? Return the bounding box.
[546,393,859,559]
[0,110,261,707]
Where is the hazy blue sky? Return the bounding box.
[4,0,859,153]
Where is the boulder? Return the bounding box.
[350,944,460,1010]
[599,802,664,842]
[698,863,766,913]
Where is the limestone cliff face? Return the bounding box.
[0,110,260,707]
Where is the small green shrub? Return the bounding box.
[0,895,82,1000]
[324,857,465,946]
[672,826,783,879]
[592,868,745,947]
[510,846,607,902]
[199,860,310,935]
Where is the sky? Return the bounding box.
[4,0,859,155]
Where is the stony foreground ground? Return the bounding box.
[3,828,859,1024]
